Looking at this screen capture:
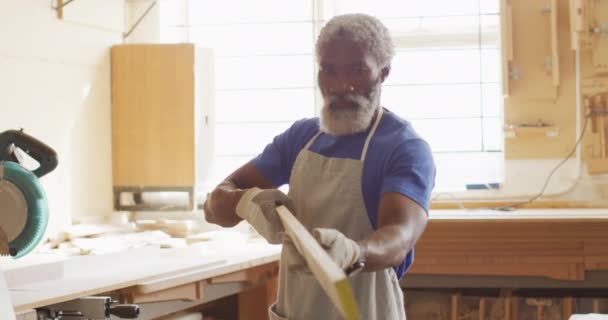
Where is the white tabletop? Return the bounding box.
[6,240,280,313]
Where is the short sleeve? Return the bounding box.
[250,119,318,188]
[381,138,436,213]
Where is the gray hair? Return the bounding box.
[315,13,395,69]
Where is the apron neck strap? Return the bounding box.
[304,131,323,150]
[360,107,383,161]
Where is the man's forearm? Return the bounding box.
[357,225,415,271]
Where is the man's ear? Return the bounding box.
[380,65,390,83]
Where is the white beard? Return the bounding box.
[320,88,379,136]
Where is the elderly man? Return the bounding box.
[204,13,435,320]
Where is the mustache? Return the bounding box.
[324,93,370,109]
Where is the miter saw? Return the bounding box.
[0,129,57,259]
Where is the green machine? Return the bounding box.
[0,129,57,258]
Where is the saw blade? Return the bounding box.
[0,226,9,256]
[0,179,28,245]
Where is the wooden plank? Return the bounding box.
[276,206,360,320]
[508,0,557,100]
[451,294,459,320]
[563,296,573,319]
[551,0,560,87]
[503,125,559,139]
[569,0,594,50]
[504,294,512,320]
[122,282,202,304]
[500,0,513,96]
[56,0,63,19]
[111,44,195,188]
[592,0,608,74]
[593,298,600,313]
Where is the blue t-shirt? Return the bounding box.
[251,108,436,279]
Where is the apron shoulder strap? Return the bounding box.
[304,131,323,150]
[360,107,384,161]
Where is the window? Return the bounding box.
[160,0,503,193]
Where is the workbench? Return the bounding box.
[409,209,608,282]
[4,209,608,319]
[403,209,608,319]
[4,239,280,319]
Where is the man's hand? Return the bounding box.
[281,228,362,275]
[236,188,294,244]
[203,181,244,227]
[313,228,361,270]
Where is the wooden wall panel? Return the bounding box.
[504,0,577,159]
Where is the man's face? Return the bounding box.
[317,38,388,136]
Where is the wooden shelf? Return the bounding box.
[504,125,559,139]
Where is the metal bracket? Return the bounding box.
[541,3,552,14]
[113,186,194,211]
[50,0,77,10]
[591,23,608,37]
[544,56,553,72]
[37,296,139,319]
[510,66,521,80]
[123,0,157,39]
[50,0,78,19]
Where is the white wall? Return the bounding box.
[0,0,124,237]
[124,0,160,43]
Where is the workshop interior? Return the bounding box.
[2,0,608,319]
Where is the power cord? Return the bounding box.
[495,112,592,211]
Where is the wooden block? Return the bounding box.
[451,294,459,320]
[587,158,608,174]
[504,294,512,320]
[500,0,513,97]
[592,0,608,74]
[276,206,360,320]
[550,0,560,87]
[526,298,552,320]
[503,125,559,139]
[56,0,63,19]
[563,296,573,319]
[122,282,202,304]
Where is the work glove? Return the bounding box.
[235,187,294,244]
[281,228,362,275]
[313,228,361,270]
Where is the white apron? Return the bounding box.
[269,108,406,320]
